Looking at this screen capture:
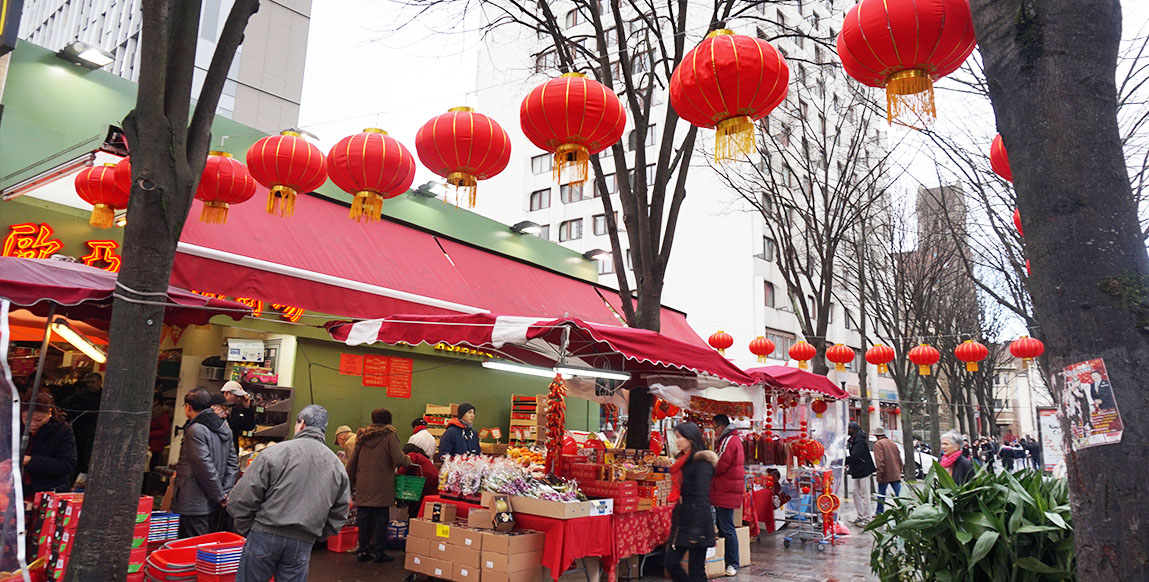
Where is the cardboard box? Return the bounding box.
[508,495,588,519]
[734,507,744,525]
[406,536,430,557]
[680,539,726,579]
[480,530,545,555]
[482,571,544,582]
[405,553,428,574]
[467,508,493,530]
[488,494,516,531]
[453,546,482,568]
[405,554,452,579]
[481,549,544,573]
[408,518,439,540]
[586,499,613,516]
[450,526,484,550]
[454,563,481,582]
[736,526,751,567]
[430,539,453,560]
[428,501,458,523]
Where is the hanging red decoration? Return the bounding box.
[1013,208,1024,237]
[810,399,828,415]
[520,73,626,185]
[867,405,876,413]
[991,134,1013,182]
[246,130,328,217]
[954,339,989,373]
[195,152,257,224]
[415,107,511,208]
[789,341,817,370]
[669,29,789,162]
[894,407,902,415]
[114,157,132,194]
[825,344,855,372]
[837,0,977,126]
[326,129,415,222]
[749,336,775,363]
[74,163,129,229]
[865,344,896,374]
[907,343,940,376]
[708,331,734,355]
[544,374,568,474]
[1010,336,1045,369]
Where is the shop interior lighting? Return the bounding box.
[582,248,609,261]
[510,221,542,235]
[57,41,115,69]
[554,365,631,382]
[482,360,566,379]
[50,318,107,363]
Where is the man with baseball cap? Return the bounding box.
[222,381,256,453]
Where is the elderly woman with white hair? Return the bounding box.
[939,431,974,485]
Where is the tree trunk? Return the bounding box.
[900,402,918,481]
[972,1,1149,579]
[857,243,870,434]
[926,376,942,454]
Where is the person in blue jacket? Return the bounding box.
[438,403,480,458]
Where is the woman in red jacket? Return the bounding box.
[709,414,744,576]
[402,444,439,508]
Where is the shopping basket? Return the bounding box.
[395,466,425,502]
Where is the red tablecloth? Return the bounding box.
[603,506,674,582]
[750,489,776,534]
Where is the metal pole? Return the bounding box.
[20,303,56,456]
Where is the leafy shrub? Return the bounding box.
[868,464,1075,581]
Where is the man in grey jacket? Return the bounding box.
[173,388,238,538]
[229,404,350,582]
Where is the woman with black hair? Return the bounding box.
[666,422,718,582]
[22,392,77,493]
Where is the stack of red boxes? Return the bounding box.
[575,480,640,513]
[32,493,153,581]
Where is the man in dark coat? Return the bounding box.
[172,388,238,538]
[708,415,744,576]
[347,408,410,563]
[846,422,877,526]
[61,372,102,479]
[871,426,903,514]
[438,402,480,458]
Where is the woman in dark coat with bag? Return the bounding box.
[22,393,77,493]
[667,422,718,582]
[347,408,410,563]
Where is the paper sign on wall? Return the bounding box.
[339,353,364,375]
[387,357,413,398]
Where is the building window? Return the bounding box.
[762,237,776,261]
[559,219,583,241]
[764,281,775,308]
[560,183,586,203]
[626,249,634,270]
[535,50,558,73]
[595,173,617,197]
[565,9,581,28]
[598,256,614,274]
[844,308,856,331]
[627,125,657,150]
[529,188,551,210]
[593,213,617,235]
[765,329,795,359]
[539,225,550,240]
[531,154,553,175]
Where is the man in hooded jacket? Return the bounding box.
[347,408,410,562]
[173,388,238,537]
[709,414,744,576]
[438,402,480,457]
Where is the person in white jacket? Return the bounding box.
[407,417,436,459]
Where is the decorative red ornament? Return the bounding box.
[520,73,626,185]
[810,399,828,415]
[801,486,810,495]
[1013,207,1023,237]
[1010,336,1045,369]
[866,344,896,374]
[825,344,855,372]
[415,107,511,208]
[867,405,876,413]
[894,407,902,415]
[669,29,789,162]
[246,131,327,217]
[837,0,977,126]
[789,341,817,370]
[749,336,776,363]
[991,134,1013,182]
[804,439,824,463]
[954,339,989,373]
[326,129,415,222]
[74,163,129,229]
[907,343,941,376]
[195,152,257,224]
[708,331,734,355]
[114,157,131,194]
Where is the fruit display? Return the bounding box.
[507,446,546,476]
[438,454,583,501]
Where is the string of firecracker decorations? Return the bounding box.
[543,374,567,474]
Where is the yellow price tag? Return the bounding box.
[435,524,451,538]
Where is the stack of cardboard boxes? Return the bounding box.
[30,492,153,581]
[406,515,546,582]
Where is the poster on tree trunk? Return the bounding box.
[1036,407,1065,472]
[1061,358,1123,450]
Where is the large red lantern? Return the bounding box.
[837,0,977,126]
[326,129,415,222]
[907,344,940,376]
[1010,336,1045,369]
[1013,208,1023,237]
[954,340,989,373]
[195,152,257,224]
[749,336,775,363]
[708,331,734,355]
[865,344,896,374]
[825,344,855,372]
[991,134,1013,182]
[811,399,828,415]
[113,157,132,194]
[789,341,817,370]
[415,107,511,208]
[246,130,328,217]
[669,29,789,162]
[520,73,626,185]
[74,163,129,229]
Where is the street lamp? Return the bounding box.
[510,221,542,235]
[582,248,609,261]
[57,41,114,70]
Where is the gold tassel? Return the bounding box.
[350,191,383,222]
[200,201,230,224]
[835,363,845,372]
[758,355,766,364]
[885,69,936,128]
[553,144,589,185]
[89,204,115,229]
[714,115,755,162]
[878,363,888,374]
[966,362,979,373]
[919,365,931,376]
[798,360,808,370]
[448,172,478,208]
[267,185,298,217]
[1021,358,1030,370]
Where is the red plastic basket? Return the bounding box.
[326,527,358,553]
[163,532,244,550]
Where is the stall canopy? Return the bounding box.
[326,313,757,387]
[747,365,849,399]
[0,257,251,327]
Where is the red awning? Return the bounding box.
[746,365,848,400]
[172,192,705,346]
[326,313,756,386]
[0,257,250,327]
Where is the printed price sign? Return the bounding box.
[339,353,363,376]
[386,357,413,398]
[362,354,390,387]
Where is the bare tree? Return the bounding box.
[65,1,260,579]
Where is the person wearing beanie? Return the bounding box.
[346,408,409,563]
[438,403,480,458]
[333,425,357,465]
[407,417,436,458]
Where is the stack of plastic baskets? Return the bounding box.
[195,541,244,581]
[146,533,245,581]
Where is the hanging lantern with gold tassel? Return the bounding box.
[245,130,328,217]
[520,73,626,185]
[75,163,129,229]
[195,152,257,224]
[415,108,511,208]
[326,129,416,222]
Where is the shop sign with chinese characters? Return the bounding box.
[189,289,306,323]
[2,222,122,272]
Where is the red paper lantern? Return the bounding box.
[954,339,989,373]
[669,29,789,162]
[837,0,977,125]
[991,134,1013,182]
[415,107,511,208]
[907,344,940,376]
[708,331,734,355]
[825,344,855,372]
[1010,336,1045,369]
[246,130,328,217]
[865,344,896,374]
[789,341,817,370]
[811,399,828,415]
[894,407,902,415]
[114,157,132,194]
[326,129,415,222]
[1013,207,1023,237]
[749,336,776,363]
[867,405,876,413]
[520,73,626,185]
[195,152,257,224]
[804,439,825,463]
[75,163,129,229]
